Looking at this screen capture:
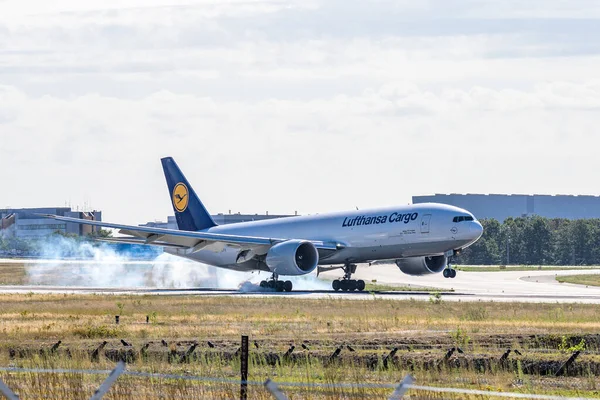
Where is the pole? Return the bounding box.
[264,379,289,400]
[240,335,249,400]
[0,378,19,400]
[389,375,414,400]
[90,362,126,400]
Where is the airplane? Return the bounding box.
[43,157,483,292]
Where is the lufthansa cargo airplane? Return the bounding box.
[44,157,483,292]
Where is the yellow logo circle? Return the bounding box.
[172,183,189,212]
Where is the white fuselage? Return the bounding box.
[166,203,483,272]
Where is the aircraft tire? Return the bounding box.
[276,281,285,292]
[340,280,349,291]
[332,280,341,291]
[284,280,293,292]
[348,280,358,291]
[450,269,457,278]
[357,280,366,292]
[443,269,450,278]
[260,281,268,288]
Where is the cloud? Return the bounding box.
[1,0,600,223]
[2,78,600,220]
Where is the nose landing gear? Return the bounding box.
[332,263,366,292]
[443,268,456,278]
[260,273,293,292]
[443,257,457,279]
[442,250,458,279]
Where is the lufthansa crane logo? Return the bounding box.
[172,182,189,212]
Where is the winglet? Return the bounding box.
[161,157,217,231]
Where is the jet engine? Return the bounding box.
[265,240,319,276]
[395,255,447,276]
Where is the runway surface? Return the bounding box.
[2,259,600,303]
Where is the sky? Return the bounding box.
[1,0,600,225]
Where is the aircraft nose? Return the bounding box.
[470,221,483,239]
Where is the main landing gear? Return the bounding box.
[260,273,293,292]
[332,263,366,292]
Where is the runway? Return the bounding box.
[2,261,600,303]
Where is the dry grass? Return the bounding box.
[0,263,27,284]
[1,264,600,398]
[0,294,599,398]
[1,294,600,342]
[1,348,598,399]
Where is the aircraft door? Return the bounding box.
[420,214,431,234]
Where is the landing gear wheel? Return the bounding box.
[284,280,293,292]
[356,280,366,292]
[263,273,291,291]
[443,268,457,278]
[332,263,361,292]
[275,281,285,292]
[332,280,341,291]
[340,280,349,291]
[348,280,358,291]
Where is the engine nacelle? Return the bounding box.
[265,240,319,276]
[395,255,447,276]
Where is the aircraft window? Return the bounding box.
[453,216,474,223]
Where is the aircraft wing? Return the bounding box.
[41,214,340,255]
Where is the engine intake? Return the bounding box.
[395,255,447,276]
[265,240,319,276]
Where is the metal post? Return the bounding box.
[0,378,19,400]
[240,335,249,400]
[89,361,126,400]
[264,379,289,400]
[555,351,581,377]
[388,375,414,400]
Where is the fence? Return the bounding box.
[1,363,599,400]
[1,335,598,400]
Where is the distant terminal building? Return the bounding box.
[413,194,600,222]
[141,211,296,229]
[0,208,102,238]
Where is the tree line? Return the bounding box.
[455,216,600,266]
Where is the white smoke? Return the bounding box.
[22,235,331,291]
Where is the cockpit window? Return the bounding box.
[453,216,474,223]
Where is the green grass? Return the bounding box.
[363,281,449,292]
[556,274,600,287]
[456,265,600,272]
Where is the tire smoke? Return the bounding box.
[22,235,331,291]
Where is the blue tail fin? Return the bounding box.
[161,157,217,231]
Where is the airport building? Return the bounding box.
[413,194,600,222]
[140,212,296,229]
[0,208,102,238]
